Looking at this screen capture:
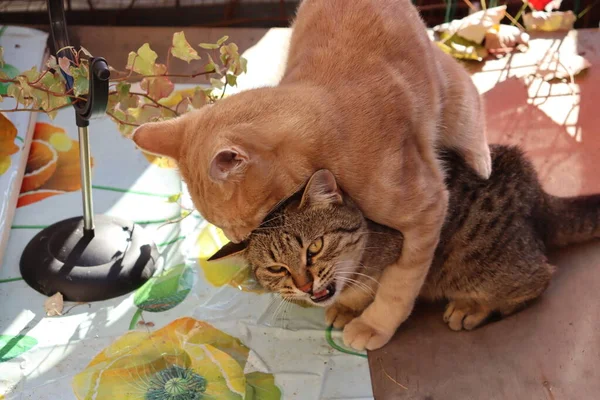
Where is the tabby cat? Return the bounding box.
[209,145,600,345]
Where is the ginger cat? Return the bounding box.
[133,0,491,350]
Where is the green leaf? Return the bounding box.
[217,35,229,46]
[210,78,224,90]
[126,43,158,75]
[226,73,238,87]
[114,82,138,111]
[244,372,282,400]
[167,193,181,203]
[436,33,488,62]
[41,71,69,117]
[70,64,89,97]
[0,63,19,96]
[205,54,220,74]
[171,31,201,63]
[134,263,194,312]
[0,335,38,362]
[240,57,248,74]
[199,43,219,50]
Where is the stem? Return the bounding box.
[106,111,140,127]
[110,67,216,81]
[129,308,143,330]
[131,91,178,115]
[512,2,528,26]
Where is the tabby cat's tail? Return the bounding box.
[541,193,600,248]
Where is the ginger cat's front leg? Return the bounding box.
[343,187,449,351]
[327,280,377,329]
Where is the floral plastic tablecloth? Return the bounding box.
[0,98,373,399]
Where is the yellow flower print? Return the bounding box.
[0,113,19,176]
[197,224,264,293]
[72,317,281,400]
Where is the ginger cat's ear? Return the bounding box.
[209,147,249,182]
[207,241,248,261]
[300,169,343,208]
[132,119,184,160]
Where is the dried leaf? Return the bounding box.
[175,97,192,114]
[126,43,158,76]
[190,87,207,109]
[437,6,507,44]
[485,25,530,55]
[523,11,575,32]
[46,56,58,70]
[0,47,4,68]
[44,292,64,316]
[171,32,201,63]
[58,57,72,76]
[141,76,175,101]
[79,46,93,57]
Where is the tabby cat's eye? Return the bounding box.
[266,265,287,274]
[307,237,324,257]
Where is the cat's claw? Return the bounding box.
[343,316,393,351]
[326,304,357,329]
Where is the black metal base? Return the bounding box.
[20,215,158,302]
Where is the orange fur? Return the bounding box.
[133,0,491,350]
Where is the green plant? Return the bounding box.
[0,32,247,136]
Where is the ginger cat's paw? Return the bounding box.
[326,304,358,329]
[343,315,393,351]
[443,301,491,331]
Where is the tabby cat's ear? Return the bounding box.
[132,118,184,160]
[300,169,343,208]
[207,241,248,261]
[209,147,249,182]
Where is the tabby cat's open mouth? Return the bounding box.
[311,283,336,303]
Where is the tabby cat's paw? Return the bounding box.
[343,316,393,351]
[326,304,358,329]
[443,301,491,331]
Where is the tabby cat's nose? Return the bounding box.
[298,281,313,293]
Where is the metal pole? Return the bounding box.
[78,126,94,231]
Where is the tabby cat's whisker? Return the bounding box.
[334,275,376,297]
[336,271,381,286]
